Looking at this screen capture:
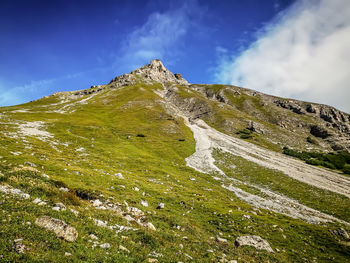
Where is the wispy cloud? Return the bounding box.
[0,71,87,106]
[215,0,350,113]
[116,1,203,71]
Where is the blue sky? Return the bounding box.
[1,0,350,112]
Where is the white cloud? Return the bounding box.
[116,1,201,71]
[215,0,350,113]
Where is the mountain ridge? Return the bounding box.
[0,59,350,262]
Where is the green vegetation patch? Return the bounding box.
[283,147,350,175]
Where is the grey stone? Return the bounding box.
[235,235,273,252]
[35,216,78,242]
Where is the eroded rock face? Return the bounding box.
[35,216,78,242]
[235,235,273,252]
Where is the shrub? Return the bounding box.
[343,164,350,175]
[237,129,253,139]
[283,147,350,172]
[136,133,146,137]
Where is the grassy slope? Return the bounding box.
[0,83,349,262]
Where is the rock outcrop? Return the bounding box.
[109,59,189,88]
[235,235,273,252]
[35,216,78,242]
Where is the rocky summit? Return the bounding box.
[0,60,350,262]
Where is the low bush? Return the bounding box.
[283,147,350,175]
[237,129,253,139]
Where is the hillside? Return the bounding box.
[0,59,349,262]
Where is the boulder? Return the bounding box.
[235,235,273,252]
[310,125,331,139]
[35,216,78,242]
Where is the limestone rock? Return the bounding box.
[247,121,264,134]
[235,235,273,252]
[35,216,78,242]
[100,243,111,249]
[109,59,189,88]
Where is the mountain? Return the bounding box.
[0,59,349,262]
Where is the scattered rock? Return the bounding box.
[24,161,36,167]
[0,185,30,199]
[157,203,165,209]
[133,187,140,191]
[100,243,111,249]
[92,199,103,207]
[243,215,251,220]
[14,239,27,254]
[147,259,159,263]
[113,173,124,179]
[52,203,66,211]
[145,222,156,231]
[65,252,72,256]
[216,236,228,243]
[89,234,98,240]
[119,245,130,253]
[59,187,69,192]
[235,235,273,252]
[141,200,148,207]
[33,198,47,206]
[35,216,78,242]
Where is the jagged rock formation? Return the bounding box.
[109,59,189,88]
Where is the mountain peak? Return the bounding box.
[109,59,189,87]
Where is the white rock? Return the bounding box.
[92,199,103,207]
[141,200,149,207]
[113,173,124,179]
[89,234,98,240]
[65,252,72,256]
[94,219,108,228]
[145,222,156,231]
[59,187,69,192]
[0,185,30,199]
[33,198,42,204]
[133,187,140,191]
[157,203,165,209]
[54,203,66,211]
[100,243,111,249]
[216,236,228,243]
[119,245,129,252]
